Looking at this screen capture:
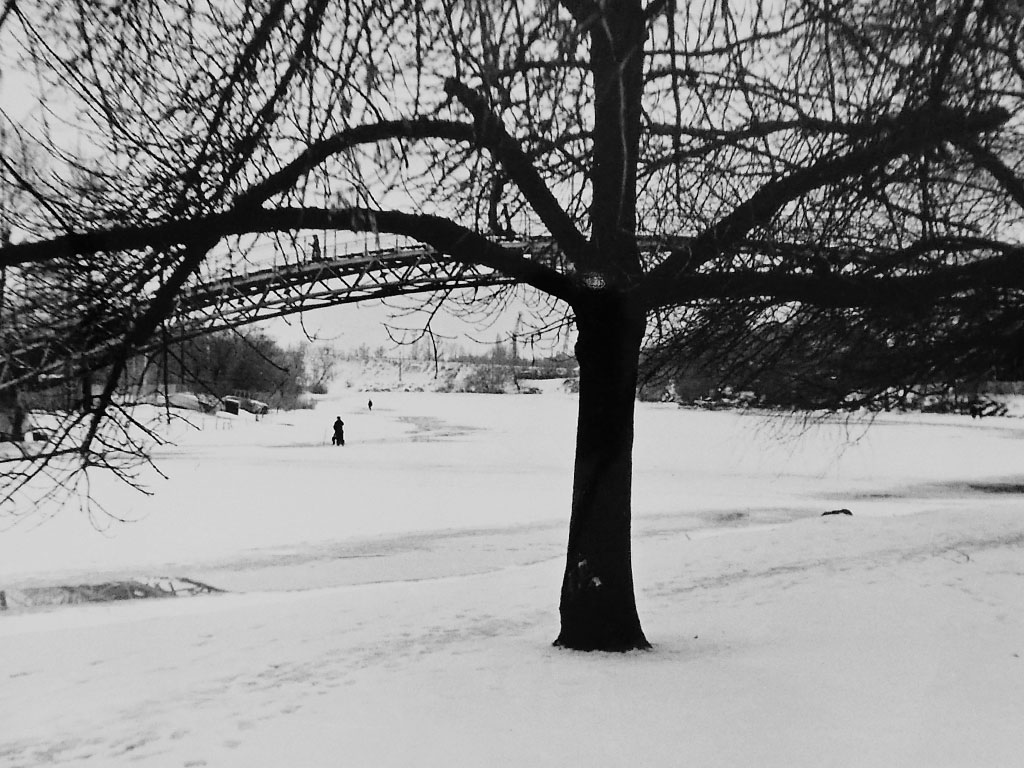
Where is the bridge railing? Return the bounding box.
[197,232,427,284]
[193,231,567,291]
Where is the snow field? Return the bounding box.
[1,390,1023,766]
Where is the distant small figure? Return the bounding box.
[332,416,345,446]
[311,234,322,261]
[501,204,515,238]
[367,399,373,411]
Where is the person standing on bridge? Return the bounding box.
[332,416,345,446]
[501,204,515,238]
[311,234,322,261]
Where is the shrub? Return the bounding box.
[460,365,510,394]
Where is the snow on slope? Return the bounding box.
[1,388,1023,767]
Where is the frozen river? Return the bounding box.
[4,391,1019,589]
[3,389,1023,592]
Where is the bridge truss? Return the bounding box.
[175,235,555,338]
[2,234,566,400]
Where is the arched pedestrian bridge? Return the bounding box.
[3,234,556,411]
[178,233,565,334]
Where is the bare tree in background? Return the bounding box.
[1,0,1023,650]
[306,344,340,394]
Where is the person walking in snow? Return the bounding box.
[367,398,373,412]
[332,416,345,446]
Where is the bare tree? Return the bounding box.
[306,343,339,393]
[1,0,1023,650]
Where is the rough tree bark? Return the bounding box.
[555,291,650,651]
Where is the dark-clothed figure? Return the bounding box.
[332,416,345,446]
[367,399,373,411]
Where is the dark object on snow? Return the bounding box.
[332,416,345,446]
[968,401,1006,418]
[0,590,6,610]
[0,578,221,610]
[368,399,373,411]
[224,395,269,416]
[822,508,853,516]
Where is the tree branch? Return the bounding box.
[442,77,590,266]
[641,104,1011,307]
[0,207,577,302]
[646,116,864,141]
[0,0,16,32]
[648,246,1024,308]
[239,118,478,205]
[957,138,1024,213]
[584,0,646,267]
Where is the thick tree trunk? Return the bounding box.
[554,296,650,651]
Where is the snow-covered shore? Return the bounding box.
[2,390,1023,766]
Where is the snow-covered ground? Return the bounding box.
[2,387,1023,766]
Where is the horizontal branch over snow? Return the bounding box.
[240,118,478,205]
[0,207,576,302]
[647,248,1024,308]
[642,104,1012,307]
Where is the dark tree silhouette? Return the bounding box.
[1,0,1023,650]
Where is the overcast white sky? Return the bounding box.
[261,300,491,352]
[261,289,572,357]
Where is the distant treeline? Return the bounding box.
[342,337,577,372]
[134,331,339,409]
[637,319,1024,414]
